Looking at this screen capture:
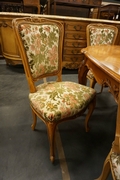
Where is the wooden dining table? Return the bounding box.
[78,45,120,175]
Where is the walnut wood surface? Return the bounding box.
[78,45,120,154]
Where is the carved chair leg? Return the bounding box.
[85,97,96,132]
[90,78,104,94]
[100,85,103,93]
[46,122,57,163]
[31,108,37,131]
[90,78,97,89]
[95,152,111,180]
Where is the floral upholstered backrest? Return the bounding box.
[18,23,60,79]
[88,25,117,46]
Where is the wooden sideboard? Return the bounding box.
[0,14,21,65]
[63,20,87,69]
[47,0,102,18]
[0,12,120,68]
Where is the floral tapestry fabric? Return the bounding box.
[29,81,96,122]
[111,152,120,180]
[87,27,115,79]
[87,69,94,79]
[89,28,115,46]
[19,23,59,78]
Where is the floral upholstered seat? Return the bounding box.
[111,152,120,180]
[29,81,95,122]
[96,148,120,180]
[89,27,116,46]
[12,17,96,163]
[86,24,118,92]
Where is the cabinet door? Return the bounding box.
[0,19,22,65]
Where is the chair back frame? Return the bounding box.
[86,23,118,46]
[86,23,118,92]
[12,17,64,93]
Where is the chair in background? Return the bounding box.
[12,17,96,163]
[40,0,48,14]
[95,149,120,180]
[95,93,120,180]
[23,0,41,14]
[86,23,118,92]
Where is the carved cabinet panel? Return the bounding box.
[0,18,22,65]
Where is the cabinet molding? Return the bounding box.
[0,12,120,68]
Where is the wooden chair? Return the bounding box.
[95,150,120,180]
[95,89,120,180]
[12,17,96,163]
[86,23,118,92]
[23,0,41,14]
[40,0,48,14]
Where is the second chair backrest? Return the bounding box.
[86,23,118,46]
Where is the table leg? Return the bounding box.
[78,58,88,85]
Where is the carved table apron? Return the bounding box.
[78,45,120,153]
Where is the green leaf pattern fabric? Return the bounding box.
[87,69,94,79]
[111,152,120,180]
[88,27,116,78]
[89,28,115,46]
[29,81,96,122]
[19,23,59,78]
